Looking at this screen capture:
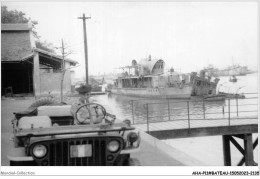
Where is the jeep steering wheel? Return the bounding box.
[74,103,106,125]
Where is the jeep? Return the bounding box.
[8,98,141,166]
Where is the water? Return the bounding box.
[90,73,258,165]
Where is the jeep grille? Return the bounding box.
[29,136,123,166]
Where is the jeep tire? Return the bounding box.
[30,98,58,108]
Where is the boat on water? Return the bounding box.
[111,56,220,99]
[218,92,245,99]
[203,64,255,77]
[229,75,237,83]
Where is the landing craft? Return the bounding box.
[111,56,220,99]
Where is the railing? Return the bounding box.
[129,93,258,132]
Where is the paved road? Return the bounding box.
[1,99,33,166]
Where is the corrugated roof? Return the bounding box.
[1,23,32,31]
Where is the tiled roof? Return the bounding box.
[34,48,78,66]
[1,23,32,31]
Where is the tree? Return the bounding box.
[1,5,55,53]
[2,6,28,23]
[35,41,56,54]
[1,6,39,38]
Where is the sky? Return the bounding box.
[2,1,258,78]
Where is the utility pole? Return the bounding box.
[61,39,65,69]
[60,39,65,102]
[78,13,91,85]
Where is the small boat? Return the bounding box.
[229,75,237,82]
[203,94,226,101]
[218,92,245,99]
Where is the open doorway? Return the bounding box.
[1,62,33,96]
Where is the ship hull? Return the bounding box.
[111,86,192,99]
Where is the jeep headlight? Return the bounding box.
[127,132,138,145]
[107,140,120,153]
[32,144,47,158]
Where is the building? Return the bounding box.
[1,23,77,96]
